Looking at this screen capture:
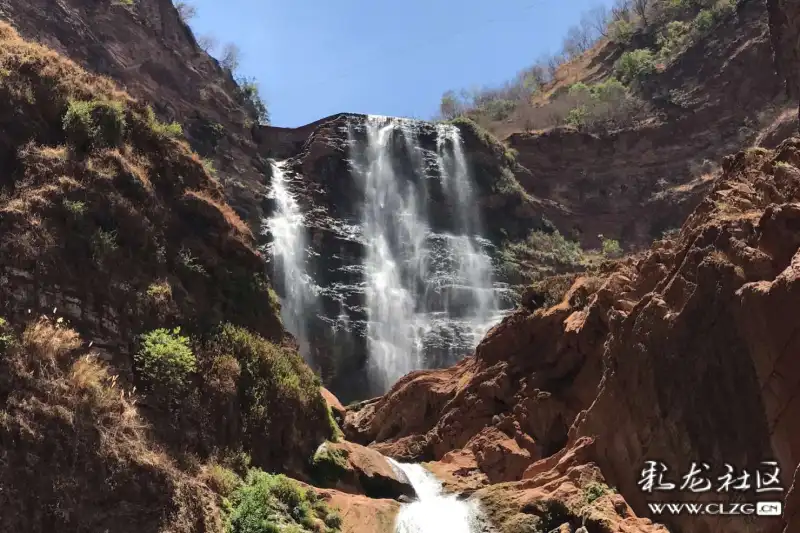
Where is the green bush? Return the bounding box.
[90,228,119,264]
[615,49,657,85]
[565,106,588,128]
[600,236,623,258]
[63,99,126,151]
[226,470,341,533]
[0,317,15,353]
[480,98,517,121]
[583,481,616,505]
[693,9,716,34]
[657,21,691,62]
[62,199,87,217]
[204,324,334,452]
[140,106,183,139]
[134,327,197,393]
[235,77,270,125]
[608,19,635,44]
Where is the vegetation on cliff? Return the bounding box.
[0,21,337,532]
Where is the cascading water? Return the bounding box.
[351,116,509,391]
[264,161,318,357]
[389,459,481,533]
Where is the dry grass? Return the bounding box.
[183,189,253,239]
[0,318,225,532]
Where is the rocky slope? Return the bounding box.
[344,140,800,532]
[0,0,271,228]
[507,0,795,250]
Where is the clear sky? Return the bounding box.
[187,0,614,127]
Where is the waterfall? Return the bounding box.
[389,459,481,533]
[264,161,317,357]
[351,116,508,391]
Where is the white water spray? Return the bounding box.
[264,161,317,357]
[389,459,481,533]
[353,116,508,390]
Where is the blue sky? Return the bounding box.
[187,0,613,127]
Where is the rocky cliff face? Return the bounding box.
[263,113,546,401]
[0,0,271,227]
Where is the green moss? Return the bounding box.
[226,470,341,533]
[309,442,349,487]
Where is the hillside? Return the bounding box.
[453,0,797,254]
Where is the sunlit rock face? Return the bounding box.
[263,114,534,401]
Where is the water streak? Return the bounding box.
[389,459,480,533]
[264,161,317,357]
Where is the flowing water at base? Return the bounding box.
[388,459,481,533]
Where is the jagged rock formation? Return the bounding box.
[345,139,800,533]
[768,0,800,123]
[265,113,544,400]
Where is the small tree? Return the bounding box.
[615,49,656,84]
[197,34,217,53]
[632,0,653,26]
[220,43,241,73]
[439,90,464,120]
[586,5,611,38]
[174,1,197,22]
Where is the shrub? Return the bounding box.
[202,464,242,497]
[615,49,656,85]
[201,157,218,177]
[657,21,691,62]
[140,106,183,139]
[693,9,715,34]
[600,236,623,258]
[178,246,207,275]
[146,280,172,304]
[134,327,196,393]
[62,199,87,217]
[202,324,333,467]
[609,19,635,44]
[63,99,126,151]
[90,228,119,263]
[226,470,341,533]
[583,481,616,505]
[565,105,589,127]
[235,77,270,125]
[0,317,14,353]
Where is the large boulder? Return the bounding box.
[310,441,416,500]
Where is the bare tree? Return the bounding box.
[631,0,652,26]
[611,0,633,22]
[586,5,611,37]
[174,1,197,22]
[220,43,241,73]
[439,90,464,120]
[197,34,217,53]
[562,25,592,59]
